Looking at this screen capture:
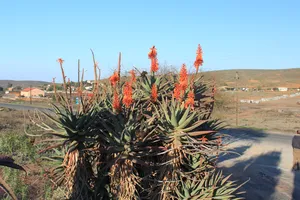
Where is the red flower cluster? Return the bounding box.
[109,71,120,86]
[185,90,195,108]
[179,64,188,91]
[151,84,158,102]
[112,91,121,111]
[151,58,159,73]
[123,82,133,108]
[57,58,64,64]
[194,44,203,72]
[173,64,188,101]
[129,70,136,83]
[148,46,157,59]
[173,83,181,101]
[148,46,159,73]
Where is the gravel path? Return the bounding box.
[218,128,299,199]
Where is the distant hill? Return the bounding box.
[202,68,300,88]
[0,80,50,89]
[1,68,300,90]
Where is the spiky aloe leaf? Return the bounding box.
[175,171,245,200]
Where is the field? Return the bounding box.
[0,108,56,199]
[213,90,300,132]
[203,68,300,88]
[0,80,50,89]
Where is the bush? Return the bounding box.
[0,133,36,162]
[29,45,244,199]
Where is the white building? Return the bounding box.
[278,87,288,92]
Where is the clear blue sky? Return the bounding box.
[1,0,300,82]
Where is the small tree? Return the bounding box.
[47,85,54,91]
[12,86,22,91]
[257,85,262,91]
[47,84,63,91]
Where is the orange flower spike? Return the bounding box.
[122,82,133,108]
[109,71,120,86]
[151,84,158,102]
[129,70,136,83]
[173,83,181,101]
[179,64,188,91]
[57,58,64,64]
[148,46,157,59]
[185,90,195,108]
[194,44,203,72]
[151,58,159,73]
[112,91,121,111]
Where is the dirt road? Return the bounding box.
[218,128,300,200]
[0,102,51,111]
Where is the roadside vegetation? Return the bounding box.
[0,108,56,199]
[0,45,246,199]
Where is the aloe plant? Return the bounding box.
[27,44,244,200]
[174,171,245,200]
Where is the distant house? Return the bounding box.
[84,86,93,91]
[21,88,45,97]
[7,87,14,92]
[278,87,288,92]
[87,80,94,84]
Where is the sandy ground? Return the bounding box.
[214,93,300,133]
[218,128,300,200]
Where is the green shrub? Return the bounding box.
[0,133,36,163]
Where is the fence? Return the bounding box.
[240,92,300,104]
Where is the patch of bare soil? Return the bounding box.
[213,94,300,133]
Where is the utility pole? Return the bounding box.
[235,72,239,127]
[78,59,80,87]
[29,85,32,105]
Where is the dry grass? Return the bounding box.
[212,91,300,133]
[0,108,29,133]
[0,108,55,199]
[203,68,300,88]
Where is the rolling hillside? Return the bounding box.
[0,80,50,89]
[1,68,300,90]
[203,68,300,88]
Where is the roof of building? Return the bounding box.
[22,87,43,92]
[22,88,33,92]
